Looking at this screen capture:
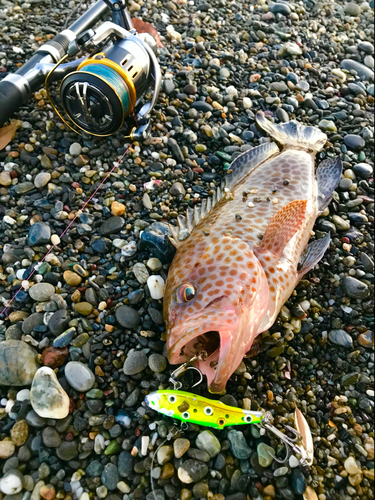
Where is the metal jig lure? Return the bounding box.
[144,357,313,468]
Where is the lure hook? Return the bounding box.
[169,355,204,390]
[259,414,311,468]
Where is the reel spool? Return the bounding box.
[60,33,153,136]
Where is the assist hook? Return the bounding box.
[258,413,311,468]
[169,355,204,391]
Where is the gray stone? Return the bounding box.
[196,431,221,457]
[65,362,95,392]
[123,350,148,375]
[41,427,61,448]
[56,441,78,461]
[28,222,51,246]
[257,442,275,467]
[0,341,40,386]
[148,353,167,373]
[116,305,141,329]
[28,283,55,302]
[328,329,353,348]
[343,276,370,299]
[101,463,119,491]
[21,313,44,335]
[341,59,374,80]
[100,216,125,236]
[228,430,252,459]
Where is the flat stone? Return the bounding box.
[0,340,40,386]
[100,216,125,236]
[56,441,78,461]
[196,431,221,458]
[148,353,167,373]
[30,367,69,419]
[10,420,28,447]
[328,329,353,347]
[41,427,61,448]
[123,350,148,375]
[65,361,95,392]
[343,276,370,299]
[101,463,119,491]
[344,2,361,15]
[22,313,44,335]
[34,173,51,188]
[341,59,374,80]
[174,438,191,459]
[48,309,70,336]
[116,305,141,329]
[344,134,366,151]
[29,283,55,302]
[257,442,275,467]
[0,441,15,459]
[353,163,373,178]
[228,430,252,459]
[28,222,51,246]
[178,460,208,484]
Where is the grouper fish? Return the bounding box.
[164,112,342,394]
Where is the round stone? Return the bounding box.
[344,456,361,475]
[116,305,141,329]
[41,427,61,448]
[148,353,167,373]
[101,463,119,491]
[0,470,23,495]
[56,441,78,461]
[178,460,208,484]
[328,329,353,348]
[174,438,191,459]
[74,302,94,315]
[170,182,186,196]
[353,163,373,178]
[34,173,51,188]
[343,276,370,299]
[0,441,15,459]
[29,283,55,302]
[69,143,82,156]
[0,171,12,187]
[63,271,82,286]
[65,361,95,392]
[10,420,28,447]
[123,350,148,375]
[344,134,366,151]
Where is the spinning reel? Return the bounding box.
[0,0,162,141]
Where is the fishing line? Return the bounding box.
[0,142,134,319]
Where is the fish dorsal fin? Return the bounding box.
[226,142,279,189]
[258,200,308,258]
[169,143,279,245]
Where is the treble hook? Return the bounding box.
[169,355,204,390]
[259,413,311,468]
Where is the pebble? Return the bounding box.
[178,460,208,483]
[0,340,39,386]
[257,442,275,467]
[101,463,119,490]
[34,172,51,188]
[148,353,167,373]
[30,367,69,419]
[64,361,95,392]
[344,2,361,16]
[0,441,15,459]
[147,275,165,299]
[29,283,55,302]
[123,350,148,375]
[353,162,373,178]
[228,430,252,459]
[10,420,28,446]
[196,431,221,457]
[344,134,366,151]
[28,222,51,246]
[116,305,141,329]
[343,276,370,299]
[328,329,353,347]
[344,456,361,475]
[341,59,374,80]
[0,470,23,495]
[174,438,191,459]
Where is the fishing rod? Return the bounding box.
[0,0,162,142]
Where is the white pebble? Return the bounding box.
[16,389,30,401]
[242,97,252,109]
[51,234,61,246]
[0,473,23,495]
[3,216,16,225]
[147,258,162,271]
[147,275,165,300]
[141,436,150,456]
[289,455,300,468]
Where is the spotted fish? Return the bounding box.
[164,112,342,394]
[144,390,263,429]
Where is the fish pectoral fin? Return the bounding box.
[316,157,343,214]
[298,232,331,278]
[226,142,279,189]
[258,200,308,259]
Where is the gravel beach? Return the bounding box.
[0,0,374,499]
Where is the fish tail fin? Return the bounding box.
[256,111,327,152]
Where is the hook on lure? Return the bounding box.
[169,354,204,390]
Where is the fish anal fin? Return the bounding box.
[316,157,343,214]
[298,232,331,278]
[258,200,308,258]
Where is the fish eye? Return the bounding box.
[168,395,177,404]
[244,415,253,424]
[204,407,213,416]
[173,283,196,303]
[181,411,190,419]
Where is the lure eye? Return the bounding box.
[181,411,190,419]
[168,395,177,404]
[217,418,225,427]
[173,283,196,303]
[204,407,213,416]
[244,415,253,424]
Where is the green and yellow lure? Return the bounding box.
[145,390,264,430]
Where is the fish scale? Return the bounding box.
[164,112,342,394]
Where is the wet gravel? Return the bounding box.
[0,0,374,499]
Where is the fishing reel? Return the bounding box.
[0,0,162,141]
